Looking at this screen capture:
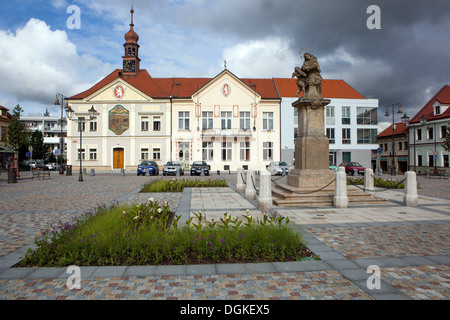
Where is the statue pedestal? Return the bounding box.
[287,98,334,190]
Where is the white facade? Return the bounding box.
[280,97,379,169]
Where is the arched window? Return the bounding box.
[132,48,136,56]
[128,47,131,56]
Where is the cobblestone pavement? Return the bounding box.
[0,171,449,302]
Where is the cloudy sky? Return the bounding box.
[0,0,448,130]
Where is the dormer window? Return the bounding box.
[434,105,441,115]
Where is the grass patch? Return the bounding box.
[17,200,315,267]
[141,178,228,193]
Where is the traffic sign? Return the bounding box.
[26,152,31,157]
[377,148,382,154]
[55,150,60,155]
[434,155,438,159]
[433,151,438,156]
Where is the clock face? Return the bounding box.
[123,60,135,73]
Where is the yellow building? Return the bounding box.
[66,9,281,172]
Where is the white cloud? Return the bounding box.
[220,37,298,78]
[0,18,111,115]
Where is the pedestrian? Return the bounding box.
[6,158,10,169]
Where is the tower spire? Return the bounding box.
[122,4,140,75]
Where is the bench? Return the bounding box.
[32,168,51,180]
[425,169,447,179]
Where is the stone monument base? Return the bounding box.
[287,169,335,190]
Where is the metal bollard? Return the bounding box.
[90,168,95,176]
[120,168,125,176]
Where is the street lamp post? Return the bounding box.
[54,93,66,175]
[401,113,410,170]
[384,103,404,176]
[65,105,97,182]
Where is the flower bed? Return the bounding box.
[17,200,315,267]
[140,178,228,193]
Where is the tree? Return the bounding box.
[30,130,46,160]
[443,123,450,152]
[7,105,29,160]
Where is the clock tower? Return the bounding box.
[122,7,140,75]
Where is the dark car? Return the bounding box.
[190,161,210,176]
[137,161,159,176]
[339,162,366,175]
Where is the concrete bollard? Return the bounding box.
[258,170,272,211]
[403,171,418,207]
[236,167,245,193]
[364,168,374,192]
[245,169,256,200]
[90,168,95,176]
[334,169,348,208]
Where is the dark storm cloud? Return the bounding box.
[174,0,450,116]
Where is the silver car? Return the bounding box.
[163,161,184,176]
[267,161,290,176]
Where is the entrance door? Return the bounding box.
[178,142,190,169]
[113,148,124,169]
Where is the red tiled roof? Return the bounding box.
[273,78,366,99]
[377,122,409,138]
[69,69,281,100]
[409,85,450,124]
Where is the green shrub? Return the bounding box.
[141,178,228,193]
[347,177,404,189]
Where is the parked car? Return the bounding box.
[163,161,184,176]
[267,161,290,176]
[339,162,365,175]
[46,163,60,171]
[190,161,210,176]
[137,161,159,176]
[329,162,338,172]
[29,160,46,169]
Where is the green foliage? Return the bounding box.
[17,201,311,267]
[30,130,46,160]
[7,105,29,151]
[347,176,404,189]
[141,178,228,193]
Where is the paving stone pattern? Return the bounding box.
[0,172,449,300]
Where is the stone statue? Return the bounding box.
[293,52,323,99]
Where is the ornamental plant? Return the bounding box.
[17,200,314,267]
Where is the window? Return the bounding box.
[202,142,213,161]
[357,129,377,144]
[153,117,161,131]
[239,111,251,130]
[427,127,434,140]
[417,155,422,166]
[342,128,351,144]
[435,105,441,115]
[152,148,161,160]
[1,128,6,141]
[398,141,402,150]
[202,111,214,130]
[221,111,232,129]
[89,148,97,160]
[262,112,274,130]
[326,106,335,125]
[326,128,335,144]
[141,116,149,131]
[428,155,434,167]
[441,125,447,138]
[77,119,85,132]
[342,106,351,125]
[294,127,298,139]
[342,152,351,162]
[77,148,85,160]
[356,107,377,125]
[221,141,232,161]
[444,155,449,167]
[293,108,298,125]
[240,141,250,161]
[384,143,388,151]
[263,142,273,161]
[89,121,97,132]
[141,148,149,160]
[178,111,190,130]
[417,128,422,140]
